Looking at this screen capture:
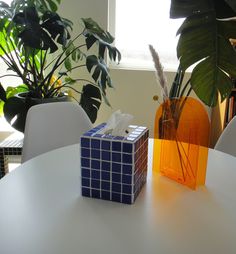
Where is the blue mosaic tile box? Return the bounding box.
[80,123,149,204]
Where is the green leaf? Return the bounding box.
[101,90,111,107]
[82,18,105,35]
[0,83,6,102]
[177,12,215,70]
[41,12,71,47]
[64,41,85,62]
[85,33,121,62]
[82,18,121,63]
[72,50,77,61]
[12,7,71,52]
[19,27,58,52]
[0,21,15,56]
[86,55,111,92]
[225,0,236,12]
[65,77,76,84]
[37,0,59,12]
[191,57,233,107]
[64,58,72,70]
[92,66,101,82]
[13,7,59,52]
[47,0,58,12]
[85,35,97,50]
[64,41,78,62]
[6,85,28,99]
[177,12,236,106]
[61,18,73,31]
[0,101,4,116]
[13,6,40,25]
[3,96,29,132]
[79,84,102,123]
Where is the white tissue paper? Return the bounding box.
[102,110,134,136]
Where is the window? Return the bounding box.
[0,0,20,89]
[110,0,184,71]
[0,0,20,131]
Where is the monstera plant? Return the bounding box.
[170,0,236,107]
[0,0,120,132]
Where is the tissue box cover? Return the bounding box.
[80,123,149,204]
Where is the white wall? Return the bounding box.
[59,0,191,137]
[98,69,192,137]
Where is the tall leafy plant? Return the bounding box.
[0,0,120,131]
[170,0,236,107]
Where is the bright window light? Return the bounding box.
[114,0,184,71]
[3,0,12,4]
[0,0,20,89]
[0,0,20,130]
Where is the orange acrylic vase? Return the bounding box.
[153,97,210,189]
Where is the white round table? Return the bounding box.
[0,141,236,254]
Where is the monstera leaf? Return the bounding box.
[82,18,121,61]
[41,12,72,46]
[86,55,113,94]
[13,6,71,52]
[0,83,6,102]
[80,84,102,123]
[177,12,236,106]
[3,97,29,132]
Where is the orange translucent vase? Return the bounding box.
[153,97,210,189]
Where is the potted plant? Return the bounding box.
[169,0,236,107]
[150,0,236,188]
[0,0,121,132]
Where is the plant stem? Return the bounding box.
[0,44,29,86]
[186,86,192,97]
[176,68,185,97]
[67,94,80,103]
[50,84,82,97]
[63,64,86,73]
[179,78,191,97]
[46,78,98,97]
[0,74,24,79]
[44,31,85,71]
[41,49,48,78]
[51,64,86,87]
[45,44,86,83]
[42,29,87,85]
